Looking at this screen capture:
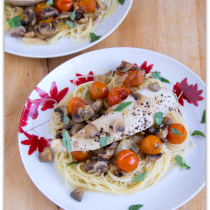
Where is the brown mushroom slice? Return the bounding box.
[40,6,59,19]
[39,147,53,162]
[55,129,66,139]
[74,10,84,20]
[78,105,95,121]
[34,28,49,40]
[94,161,108,173]
[54,105,69,122]
[161,138,169,143]
[96,0,107,10]
[163,117,173,125]
[156,127,168,139]
[38,23,56,36]
[62,121,76,131]
[145,153,162,161]
[116,60,134,73]
[94,75,107,83]
[71,113,84,123]
[7,0,45,6]
[83,123,98,138]
[108,142,118,149]
[113,118,125,133]
[56,11,71,20]
[10,26,26,37]
[148,82,161,92]
[24,31,35,38]
[91,100,103,113]
[133,135,144,145]
[131,92,145,102]
[78,16,88,24]
[84,160,97,172]
[70,123,85,136]
[21,17,30,29]
[103,97,110,109]
[28,9,36,26]
[98,148,115,160]
[113,170,125,177]
[70,187,84,202]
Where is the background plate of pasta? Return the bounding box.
[18,48,205,210]
[4,0,132,58]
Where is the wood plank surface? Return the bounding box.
[4,0,206,209]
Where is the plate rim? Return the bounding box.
[18,47,206,210]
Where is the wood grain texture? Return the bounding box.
[4,0,206,209]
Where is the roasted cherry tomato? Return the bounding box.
[71,151,89,161]
[116,150,139,172]
[141,135,162,155]
[122,70,145,88]
[68,97,86,114]
[166,123,187,144]
[89,81,109,100]
[76,0,96,13]
[56,0,73,12]
[108,86,131,106]
[34,2,48,20]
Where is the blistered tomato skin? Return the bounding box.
[76,0,96,13]
[89,81,109,100]
[108,86,132,106]
[71,151,89,161]
[141,135,162,155]
[56,0,73,12]
[167,123,187,144]
[68,97,86,114]
[116,150,139,172]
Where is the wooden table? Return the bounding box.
[5,0,205,209]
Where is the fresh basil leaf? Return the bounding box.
[175,155,190,170]
[118,0,125,5]
[66,161,80,167]
[129,205,143,210]
[172,128,181,136]
[46,0,53,5]
[99,136,111,147]
[152,71,170,84]
[113,102,132,112]
[201,110,206,123]
[192,130,205,137]
[173,93,178,102]
[90,33,101,43]
[132,172,148,182]
[70,11,75,21]
[63,113,70,124]
[85,86,89,100]
[66,19,77,28]
[8,16,21,29]
[62,131,72,159]
[154,111,163,126]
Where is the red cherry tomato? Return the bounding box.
[116,150,139,172]
[141,135,162,155]
[89,81,109,100]
[56,0,73,12]
[71,151,89,161]
[108,86,132,106]
[76,0,96,13]
[166,123,187,144]
[68,97,86,114]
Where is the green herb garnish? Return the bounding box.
[70,11,75,21]
[85,86,89,100]
[175,155,190,170]
[118,0,125,5]
[113,102,132,112]
[66,161,80,167]
[90,33,101,43]
[192,130,205,137]
[129,205,143,210]
[99,136,111,147]
[8,16,21,29]
[172,128,181,136]
[173,93,178,102]
[201,110,206,123]
[62,131,72,159]
[46,0,53,5]
[152,71,170,84]
[63,113,70,124]
[154,111,163,126]
[132,172,148,182]
[66,19,77,28]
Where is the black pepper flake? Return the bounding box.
[146,102,148,105]
[141,103,143,105]
[148,105,150,107]
[161,94,163,96]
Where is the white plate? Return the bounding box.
[5,1,133,58]
[18,48,206,210]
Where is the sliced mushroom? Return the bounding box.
[94,161,108,173]
[40,6,59,19]
[98,148,115,160]
[38,23,56,36]
[113,118,125,133]
[10,26,26,37]
[28,9,36,26]
[62,121,76,131]
[163,117,173,125]
[108,142,118,149]
[70,123,85,136]
[84,160,97,172]
[78,105,95,121]
[156,127,168,139]
[78,16,88,24]
[56,11,71,20]
[34,28,49,40]
[72,113,84,123]
[161,138,169,143]
[91,100,103,113]
[145,153,162,161]
[70,187,84,202]
[24,31,35,38]
[94,75,107,83]
[83,123,98,138]
[147,125,159,135]
[103,98,110,109]
[39,147,53,162]
[148,82,161,92]
[113,170,125,177]
[131,92,143,101]
[96,0,107,10]
[54,105,69,122]
[116,60,134,73]
[21,17,30,28]
[55,130,65,139]
[133,135,144,145]
[74,10,84,20]
[7,0,45,6]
